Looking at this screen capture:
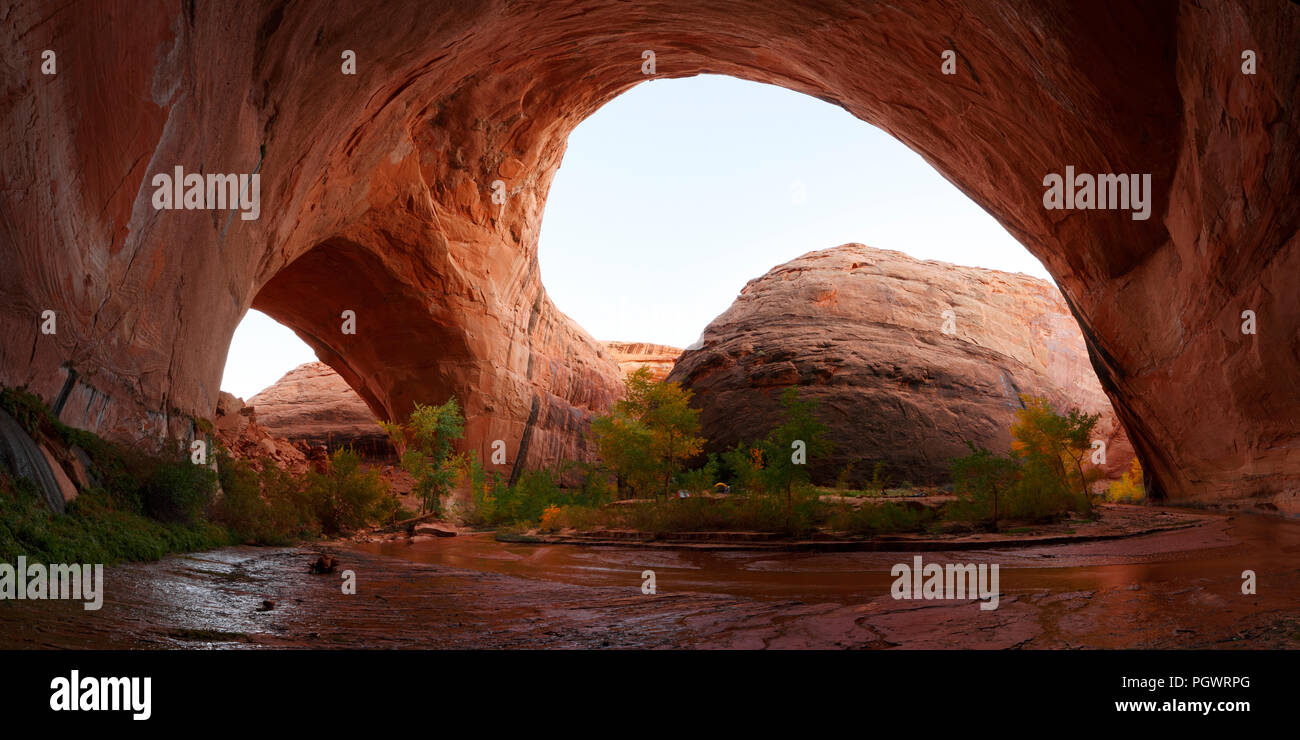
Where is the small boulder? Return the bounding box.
[309,553,339,574]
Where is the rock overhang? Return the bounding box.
[0,0,1295,507]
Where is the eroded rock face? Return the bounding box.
[1,2,1296,508]
[668,245,1135,486]
[212,392,308,473]
[248,362,390,457]
[600,342,682,383]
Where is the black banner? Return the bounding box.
[0,649,1286,729]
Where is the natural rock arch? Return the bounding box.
[1,1,1296,506]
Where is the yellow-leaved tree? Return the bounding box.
[591,367,704,498]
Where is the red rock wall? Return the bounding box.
[246,362,389,455]
[1,1,1296,508]
[600,342,682,383]
[668,245,1135,486]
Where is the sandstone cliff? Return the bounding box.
[599,342,682,383]
[1,2,1295,508]
[247,362,391,457]
[668,245,1134,487]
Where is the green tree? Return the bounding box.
[382,398,465,515]
[949,442,1020,531]
[590,411,656,497]
[590,368,705,498]
[759,387,832,523]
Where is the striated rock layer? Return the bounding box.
[1,2,1297,509]
[600,342,682,383]
[669,245,1135,487]
[248,362,391,457]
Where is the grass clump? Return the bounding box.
[827,501,935,536]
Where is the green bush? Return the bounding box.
[214,454,318,544]
[1006,456,1089,522]
[141,451,217,525]
[462,466,614,528]
[304,448,394,535]
[948,443,1021,529]
[867,461,891,496]
[828,501,934,536]
[0,386,58,438]
[949,397,1101,528]
[382,398,465,516]
[675,455,720,494]
[0,471,230,564]
[590,368,705,498]
[834,462,855,490]
[720,441,768,494]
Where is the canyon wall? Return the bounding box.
[600,342,682,383]
[247,362,391,457]
[1,1,1296,509]
[669,245,1133,486]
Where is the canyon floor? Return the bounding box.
[2,507,1298,650]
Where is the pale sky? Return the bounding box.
[222,74,1047,400]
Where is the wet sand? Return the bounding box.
[2,507,1298,649]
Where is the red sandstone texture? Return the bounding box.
[0,2,1296,509]
[249,350,682,455]
[248,362,391,456]
[668,245,1135,486]
[212,392,310,474]
[599,341,682,383]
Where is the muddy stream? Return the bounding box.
[3,509,1298,649]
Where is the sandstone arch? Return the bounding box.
[1,1,1296,507]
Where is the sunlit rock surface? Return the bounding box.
[1,1,1296,506]
[668,245,1134,486]
[247,362,391,457]
[600,342,682,383]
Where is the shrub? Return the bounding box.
[538,504,564,532]
[720,442,768,494]
[382,398,464,515]
[1004,455,1088,522]
[304,448,394,535]
[867,461,891,496]
[675,455,720,494]
[949,398,1102,527]
[829,501,934,536]
[1,468,230,564]
[1010,396,1101,502]
[0,386,59,439]
[758,388,832,521]
[834,462,855,490]
[948,443,1020,530]
[1106,458,1145,503]
[141,451,217,525]
[214,454,318,544]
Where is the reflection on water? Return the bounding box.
[3,509,1297,649]
[353,509,1285,608]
